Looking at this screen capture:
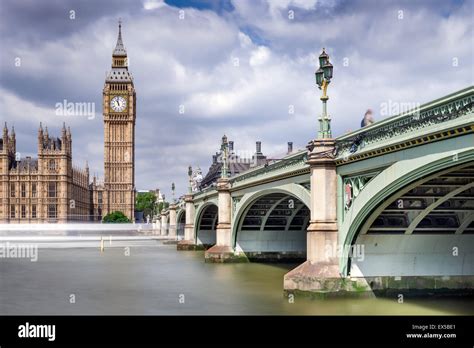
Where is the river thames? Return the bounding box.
[0,238,472,315]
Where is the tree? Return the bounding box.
[135,192,157,217]
[102,211,131,223]
[157,201,169,214]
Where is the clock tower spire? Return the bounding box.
[102,20,136,221]
[112,19,128,68]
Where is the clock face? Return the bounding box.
[110,96,127,112]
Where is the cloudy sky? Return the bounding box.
[1,0,472,199]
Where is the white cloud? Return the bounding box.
[1,0,472,199]
[0,88,56,124]
[267,0,319,13]
[249,46,271,66]
[143,0,166,11]
[238,32,252,48]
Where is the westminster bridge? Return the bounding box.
[156,85,474,296]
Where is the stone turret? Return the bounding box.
[2,123,8,154]
[9,126,16,156]
[43,126,49,144]
[1,123,10,175]
[66,126,72,155]
[37,123,43,154]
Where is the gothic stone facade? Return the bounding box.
[0,124,97,223]
[0,22,135,223]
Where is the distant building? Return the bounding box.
[200,138,268,189]
[153,189,164,203]
[0,123,97,223]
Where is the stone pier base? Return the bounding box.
[284,263,474,298]
[283,260,341,292]
[204,246,248,263]
[177,240,205,251]
[162,240,179,245]
[245,251,305,263]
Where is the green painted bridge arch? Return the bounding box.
[193,200,218,247]
[339,145,474,277]
[230,183,311,261]
[176,208,186,239]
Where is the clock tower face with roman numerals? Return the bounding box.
[102,20,136,221]
[110,95,127,112]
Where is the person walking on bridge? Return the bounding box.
[361,109,375,127]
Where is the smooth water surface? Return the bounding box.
[1,239,472,315]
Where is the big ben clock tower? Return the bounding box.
[103,20,136,220]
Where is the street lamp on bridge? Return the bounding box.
[220,134,229,179]
[188,165,193,193]
[171,182,176,203]
[315,48,334,139]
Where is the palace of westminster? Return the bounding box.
[0,22,136,223]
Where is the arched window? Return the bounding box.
[49,159,56,171]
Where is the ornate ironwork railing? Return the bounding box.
[230,150,308,184]
[334,87,474,160]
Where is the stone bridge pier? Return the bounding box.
[160,211,168,236]
[284,138,341,291]
[204,178,244,262]
[154,218,161,235]
[168,204,177,239]
[177,194,199,250]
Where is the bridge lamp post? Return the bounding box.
[168,183,177,239]
[171,182,176,203]
[315,48,333,139]
[283,47,339,291]
[188,165,193,193]
[205,134,234,261]
[220,135,229,179]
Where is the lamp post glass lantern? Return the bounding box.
[315,68,324,86]
[323,61,333,80]
[318,50,328,67]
